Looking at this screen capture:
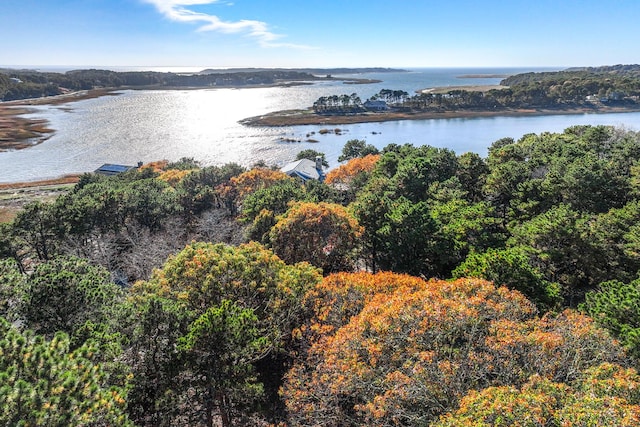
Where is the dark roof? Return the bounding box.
[363,100,388,111]
[95,163,137,175]
[364,100,387,106]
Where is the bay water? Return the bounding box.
[3,67,640,183]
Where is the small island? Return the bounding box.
[241,65,640,126]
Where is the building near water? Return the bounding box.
[280,157,325,182]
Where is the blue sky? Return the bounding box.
[2,0,639,69]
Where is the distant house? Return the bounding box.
[363,100,388,111]
[609,91,626,101]
[280,157,325,182]
[94,163,139,176]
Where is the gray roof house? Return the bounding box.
[94,163,139,176]
[363,99,388,111]
[280,157,325,182]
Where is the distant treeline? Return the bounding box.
[0,68,323,101]
[315,64,640,114]
[199,67,405,75]
[499,64,640,101]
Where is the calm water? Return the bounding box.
[3,67,640,183]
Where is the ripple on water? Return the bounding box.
[3,68,640,182]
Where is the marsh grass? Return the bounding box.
[0,89,117,151]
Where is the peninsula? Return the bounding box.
[241,65,640,126]
[5,65,640,148]
[240,104,640,127]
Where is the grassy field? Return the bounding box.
[0,176,79,223]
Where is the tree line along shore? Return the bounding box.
[243,64,640,125]
[5,64,640,150]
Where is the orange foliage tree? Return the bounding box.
[325,154,380,202]
[269,202,363,274]
[282,277,625,426]
[229,168,292,198]
[435,363,640,427]
[157,169,195,186]
[130,241,321,425]
[217,168,292,215]
[325,154,380,185]
[139,160,168,173]
[298,271,429,341]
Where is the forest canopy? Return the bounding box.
[5,125,640,425]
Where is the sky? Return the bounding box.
[2,0,640,70]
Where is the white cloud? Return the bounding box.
[142,0,311,48]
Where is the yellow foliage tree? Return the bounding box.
[130,241,321,426]
[157,169,195,186]
[435,363,640,427]
[217,168,293,215]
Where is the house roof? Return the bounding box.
[364,100,387,107]
[280,158,323,181]
[95,163,137,175]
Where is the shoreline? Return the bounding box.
[0,76,380,152]
[240,105,640,127]
[5,84,640,152]
[0,89,120,151]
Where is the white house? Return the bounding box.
[363,99,388,111]
[280,157,325,182]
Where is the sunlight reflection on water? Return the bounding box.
[3,69,640,182]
